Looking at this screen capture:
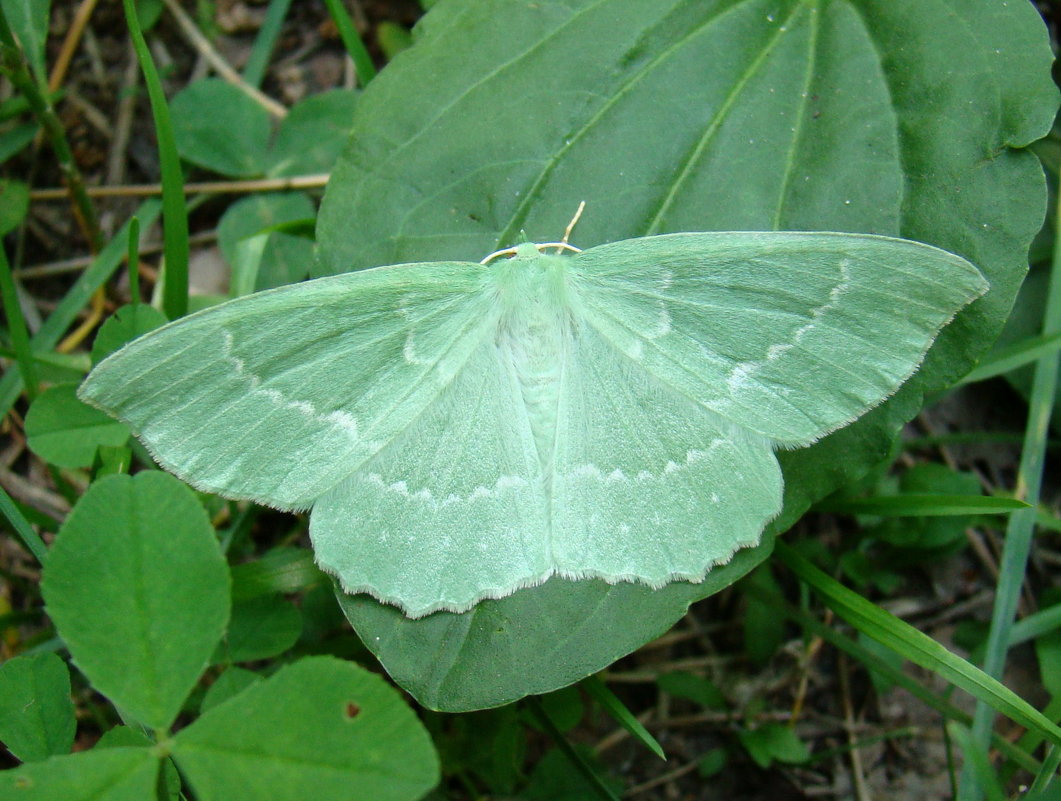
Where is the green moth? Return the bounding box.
[79,231,987,617]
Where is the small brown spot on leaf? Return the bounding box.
[345,701,361,718]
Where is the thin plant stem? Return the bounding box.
[127,217,141,304]
[30,173,330,200]
[0,8,103,251]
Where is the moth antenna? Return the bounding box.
[558,201,586,252]
[480,246,520,265]
[535,242,582,255]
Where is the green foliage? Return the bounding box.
[171,79,272,177]
[171,82,357,179]
[41,472,231,730]
[1,0,51,85]
[657,671,726,711]
[216,193,314,292]
[214,594,302,664]
[741,565,787,666]
[313,0,1056,717]
[89,303,168,364]
[2,469,439,799]
[24,384,130,468]
[336,531,774,711]
[0,177,27,233]
[169,658,439,801]
[199,666,262,713]
[738,723,811,769]
[520,746,624,801]
[0,653,75,763]
[3,0,1060,798]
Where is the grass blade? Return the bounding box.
[961,168,1061,800]
[751,583,1040,773]
[948,722,1006,801]
[581,675,666,761]
[1007,603,1061,647]
[526,696,620,801]
[322,0,376,85]
[122,0,188,319]
[958,331,1061,385]
[817,494,1027,517]
[242,0,292,89]
[0,244,38,400]
[0,485,47,564]
[774,541,1061,749]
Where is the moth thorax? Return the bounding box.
[494,262,577,468]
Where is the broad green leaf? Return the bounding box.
[95,728,180,801]
[89,303,168,365]
[0,653,74,762]
[0,122,37,164]
[24,384,129,468]
[738,723,810,768]
[741,565,785,666]
[78,232,985,618]
[337,531,773,711]
[656,671,726,711]
[170,78,271,177]
[0,747,159,801]
[267,89,358,177]
[229,547,326,601]
[536,685,584,733]
[2,0,51,85]
[521,745,624,801]
[216,193,314,291]
[698,748,728,778]
[134,0,162,30]
[311,0,1056,705]
[0,178,28,234]
[41,472,230,730]
[171,656,439,801]
[432,705,525,794]
[1035,625,1061,698]
[377,21,412,60]
[213,594,301,663]
[200,666,261,713]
